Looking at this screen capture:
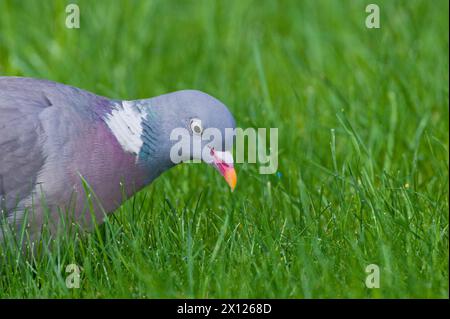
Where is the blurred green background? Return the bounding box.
[0,0,448,298]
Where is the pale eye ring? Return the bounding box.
[190,118,203,135]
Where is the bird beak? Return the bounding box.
[209,148,237,191]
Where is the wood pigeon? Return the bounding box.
[0,77,237,241]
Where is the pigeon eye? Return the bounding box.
[190,119,203,135]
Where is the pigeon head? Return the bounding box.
[106,90,237,190]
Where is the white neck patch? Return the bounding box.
[105,101,144,155]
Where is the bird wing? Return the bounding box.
[0,77,50,216]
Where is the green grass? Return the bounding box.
[0,0,448,298]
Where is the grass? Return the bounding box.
[0,0,448,298]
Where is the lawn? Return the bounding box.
[0,0,448,298]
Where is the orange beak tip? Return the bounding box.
[224,168,237,192]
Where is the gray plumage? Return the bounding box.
[0,76,236,241]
